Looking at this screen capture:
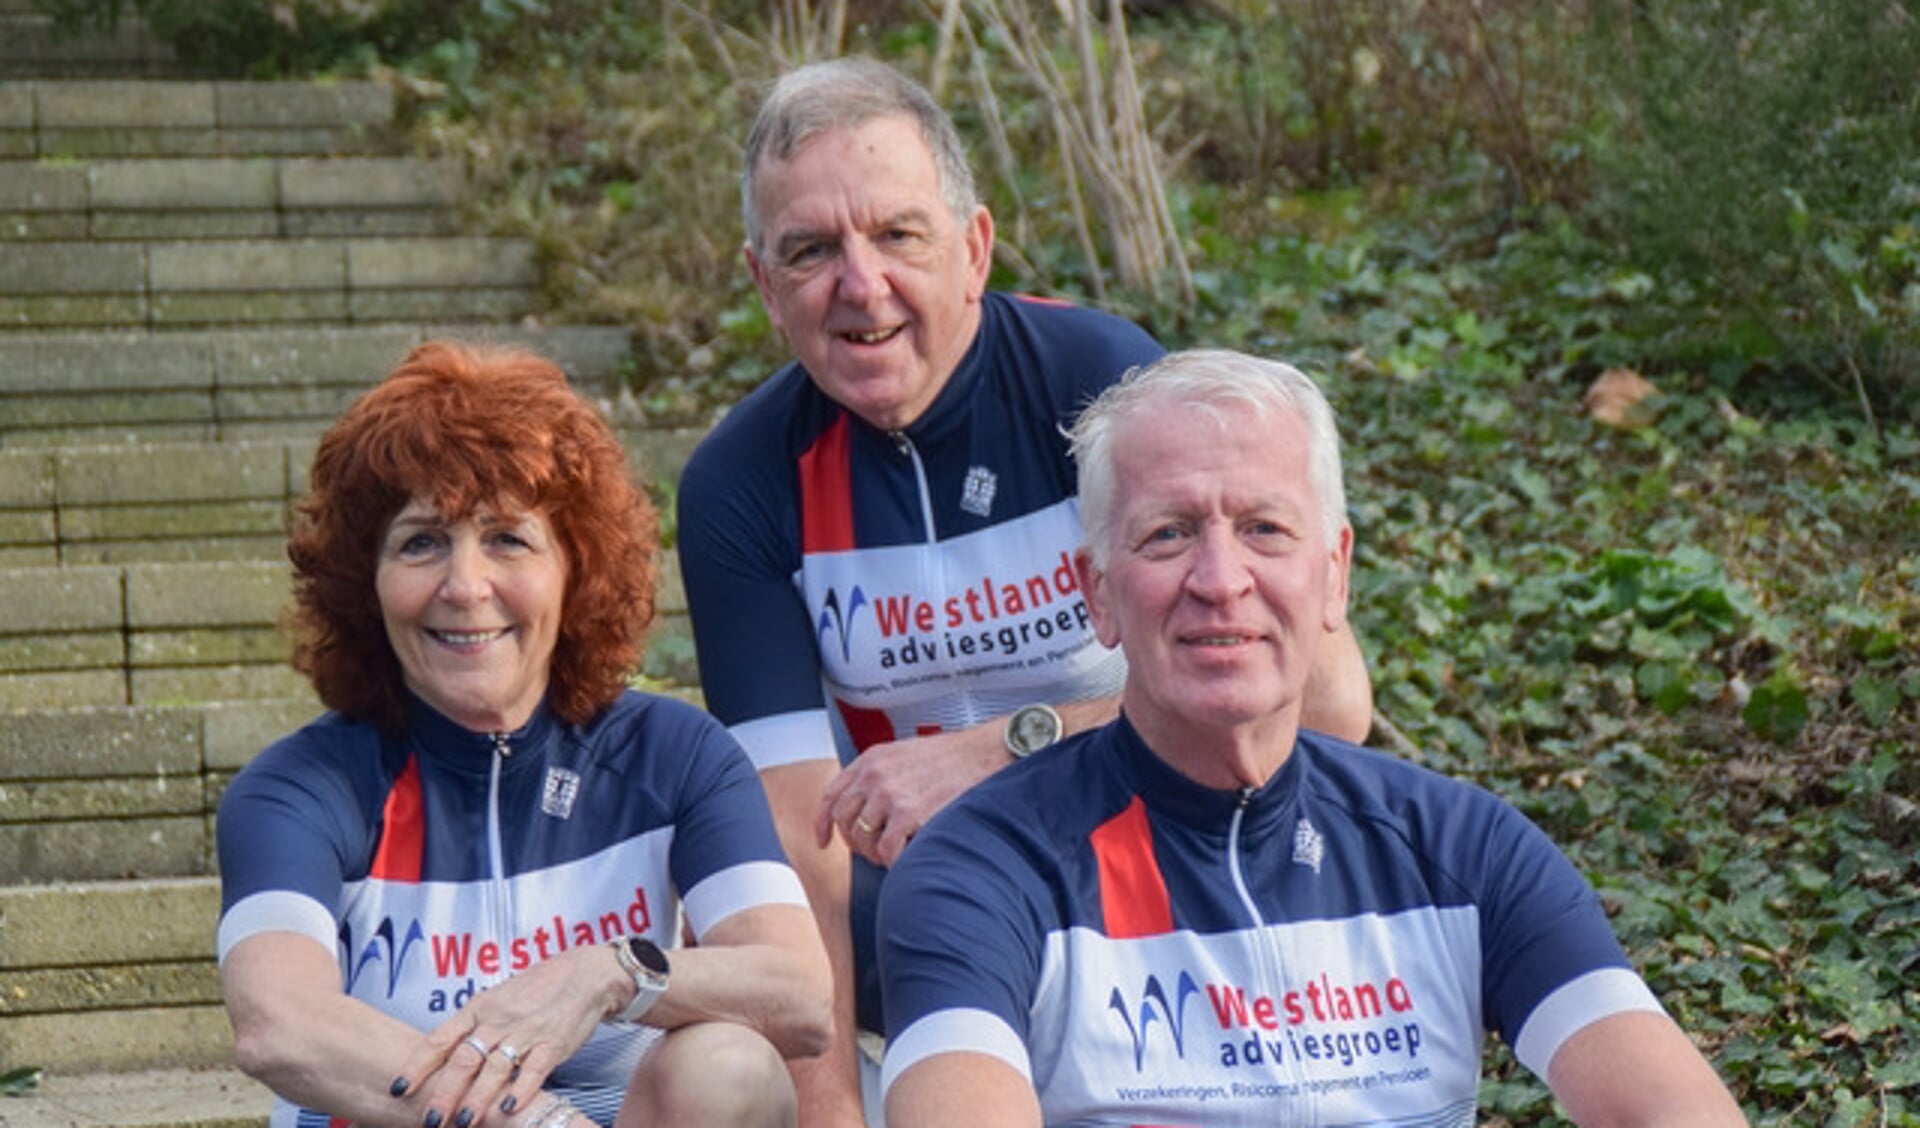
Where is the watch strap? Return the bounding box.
[609,936,670,1023]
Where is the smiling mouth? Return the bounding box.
[430,628,510,646]
[841,326,903,345]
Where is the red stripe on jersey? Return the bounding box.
[835,698,897,753]
[369,756,424,882]
[798,413,856,553]
[1089,796,1172,938]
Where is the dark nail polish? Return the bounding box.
[454,1108,474,1128]
[508,1064,522,1084]
[500,1095,519,1115]
[390,1076,411,1098]
[424,1110,443,1128]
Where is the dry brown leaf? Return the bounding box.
[1584,367,1660,428]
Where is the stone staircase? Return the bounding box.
[0,17,698,1126]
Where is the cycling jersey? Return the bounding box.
[678,291,1163,772]
[879,719,1665,1126]
[215,692,807,1128]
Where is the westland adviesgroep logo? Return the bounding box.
[1109,970,1202,1069]
[816,553,1092,671]
[816,585,869,663]
[336,886,656,1013]
[1109,967,1427,1074]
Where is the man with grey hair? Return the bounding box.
[875,348,1745,1127]
[679,61,1374,1124]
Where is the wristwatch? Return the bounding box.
[1004,702,1064,759]
[609,935,671,1022]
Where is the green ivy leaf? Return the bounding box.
[1850,675,1900,727]
[0,1066,41,1095]
[1744,667,1810,744]
[1636,661,1693,714]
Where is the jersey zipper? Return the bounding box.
[888,429,940,544]
[485,730,513,987]
[1229,787,1316,1125]
[887,429,977,728]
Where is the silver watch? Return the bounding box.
[609,935,670,1022]
[1004,703,1064,759]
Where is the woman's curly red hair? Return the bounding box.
[286,340,657,731]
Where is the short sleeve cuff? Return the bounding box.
[881,1008,1032,1097]
[682,860,810,937]
[1513,966,1666,1077]
[730,710,836,771]
[216,890,337,963]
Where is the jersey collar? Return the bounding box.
[1108,712,1308,835]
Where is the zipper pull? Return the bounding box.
[490,731,512,758]
[889,430,911,456]
[1237,785,1256,808]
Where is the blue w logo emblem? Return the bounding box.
[339,916,424,998]
[1107,969,1200,1070]
[816,586,868,662]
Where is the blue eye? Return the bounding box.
[788,242,829,266]
[392,531,441,558]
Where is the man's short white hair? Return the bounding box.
[1067,348,1348,567]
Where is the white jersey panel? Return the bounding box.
[798,498,1123,731]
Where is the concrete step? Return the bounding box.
[0,5,187,81]
[1,700,320,882]
[0,878,236,1075]
[0,1066,270,1128]
[0,80,396,158]
[0,439,312,566]
[0,560,306,712]
[1,155,468,241]
[0,236,540,330]
[0,324,634,448]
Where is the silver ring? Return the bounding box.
[462,1034,489,1057]
[496,1042,522,1066]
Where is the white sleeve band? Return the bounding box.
[683,860,810,938]
[882,1009,1032,1097]
[1513,966,1667,1077]
[730,710,837,771]
[216,890,337,963]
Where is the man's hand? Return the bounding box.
[814,724,1010,866]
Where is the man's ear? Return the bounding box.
[1323,523,1353,635]
[963,205,994,301]
[743,243,786,335]
[1075,547,1121,649]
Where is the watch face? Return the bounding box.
[1008,704,1063,756]
[626,936,670,975]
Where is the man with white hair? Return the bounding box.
[876,349,1746,1126]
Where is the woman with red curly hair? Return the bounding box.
[214,342,831,1128]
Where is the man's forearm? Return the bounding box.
[761,760,868,1126]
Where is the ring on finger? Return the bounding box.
[462,1034,490,1057]
[855,816,877,834]
[495,1042,522,1067]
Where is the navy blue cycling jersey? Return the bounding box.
[215,692,806,1128]
[879,719,1665,1126]
[678,291,1163,772]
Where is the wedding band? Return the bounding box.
[495,1042,522,1066]
[855,817,876,834]
[462,1034,489,1057]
